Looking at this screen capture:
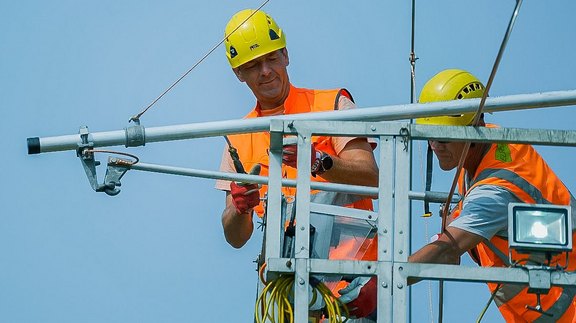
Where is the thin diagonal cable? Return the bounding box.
[436,1,523,323]
[129,0,271,123]
[476,284,502,323]
[440,0,523,231]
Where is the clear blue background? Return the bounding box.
[1,1,575,322]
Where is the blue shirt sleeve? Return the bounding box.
[449,185,521,240]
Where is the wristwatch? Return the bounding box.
[311,151,333,177]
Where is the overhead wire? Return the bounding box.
[409,0,418,105]
[474,256,533,323]
[475,284,502,323]
[128,0,271,123]
[439,0,524,231]
[436,1,524,322]
[408,0,437,321]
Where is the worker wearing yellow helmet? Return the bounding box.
[224,9,287,69]
[409,69,576,322]
[216,9,380,322]
[416,68,485,126]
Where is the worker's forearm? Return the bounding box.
[221,205,254,248]
[408,241,461,265]
[321,156,379,188]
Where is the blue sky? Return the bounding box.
[2,1,575,322]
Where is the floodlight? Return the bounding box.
[508,203,572,254]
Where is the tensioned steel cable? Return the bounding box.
[437,1,523,322]
[409,0,418,105]
[129,0,271,123]
[407,0,437,322]
[440,0,523,229]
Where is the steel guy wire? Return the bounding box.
[129,0,271,123]
[436,1,523,323]
[408,0,436,321]
[440,0,524,230]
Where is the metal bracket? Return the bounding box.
[77,126,100,191]
[76,126,130,196]
[525,266,554,317]
[399,126,410,151]
[125,118,146,148]
[527,267,552,294]
[100,157,132,196]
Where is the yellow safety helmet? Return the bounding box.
[224,9,286,69]
[416,69,485,126]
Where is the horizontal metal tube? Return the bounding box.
[128,162,379,196]
[411,125,576,147]
[126,162,454,202]
[267,259,576,287]
[399,262,576,287]
[27,90,576,154]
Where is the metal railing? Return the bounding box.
[27,90,576,322]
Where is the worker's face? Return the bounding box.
[234,49,290,109]
[429,140,467,171]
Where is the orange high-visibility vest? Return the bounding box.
[227,84,376,262]
[455,124,576,322]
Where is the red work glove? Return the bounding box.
[282,143,320,169]
[230,182,259,214]
[229,164,261,214]
[338,276,377,318]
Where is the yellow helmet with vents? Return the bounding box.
[416,69,485,126]
[224,9,286,68]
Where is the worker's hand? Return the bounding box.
[282,143,320,169]
[338,276,377,318]
[309,287,326,311]
[287,282,325,311]
[229,165,261,214]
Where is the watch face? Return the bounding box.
[321,154,333,171]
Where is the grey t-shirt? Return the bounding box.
[449,185,521,240]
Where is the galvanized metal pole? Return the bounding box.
[27,90,576,155]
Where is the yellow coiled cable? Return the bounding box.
[255,274,349,323]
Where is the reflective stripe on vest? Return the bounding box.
[494,283,525,308]
[457,128,575,321]
[471,168,553,205]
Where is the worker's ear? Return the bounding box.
[233,68,246,83]
[281,48,289,67]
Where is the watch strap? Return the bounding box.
[311,151,331,177]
